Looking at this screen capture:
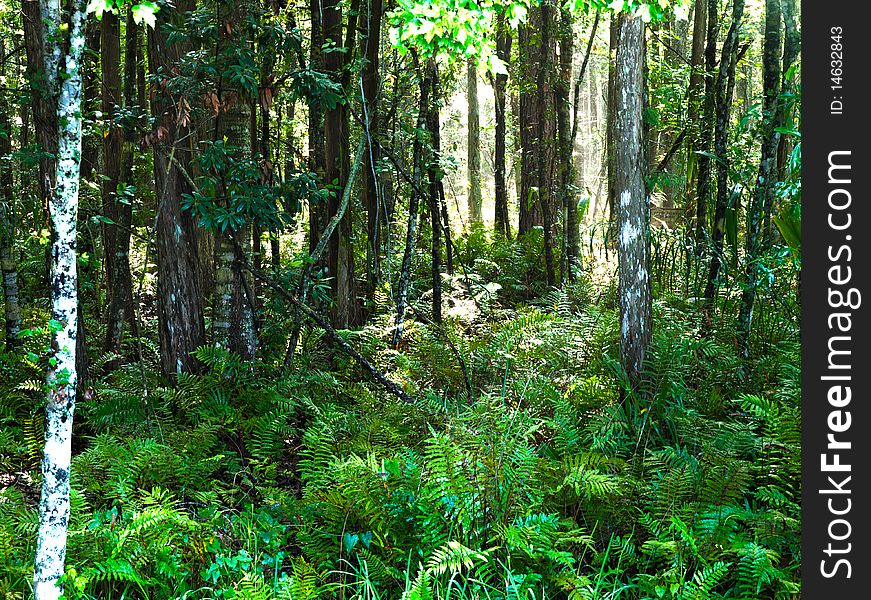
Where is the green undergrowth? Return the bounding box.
[1,238,800,600]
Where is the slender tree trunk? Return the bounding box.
[308,0,327,257]
[537,1,556,286]
[427,69,443,322]
[101,12,123,319]
[394,56,432,347]
[694,0,719,251]
[149,0,206,377]
[493,14,512,238]
[105,10,137,354]
[737,0,781,359]
[606,17,619,246]
[324,0,361,328]
[466,59,482,225]
[0,41,21,350]
[557,8,576,282]
[770,0,799,240]
[362,0,383,295]
[32,2,88,598]
[704,0,745,304]
[615,12,651,391]
[685,0,706,219]
[212,99,257,358]
[518,19,537,236]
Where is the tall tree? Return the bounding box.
[556,7,576,282]
[100,10,125,349]
[605,16,618,244]
[211,3,258,359]
[323,0,361,328]
[693,0,719,250]
[0,40,21,350]
[148,0,206,377]
[394,55,432,346]
[308,0,328,258]
[704,0,745,303]
[362,0,384,294]
[685,0,706,222]
[427,66,444,323]
[29,0,88,596]
[537,0,556,286]
[466,59,482,224]
[104,10,138,353]
[614,10,651,391]
[493,13,512,238]
[737,0,781,359]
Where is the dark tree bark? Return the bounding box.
[737,0,782,359]
[493,13,512,238]
[427,67,443,323]
[615,12,652,391]
[324,0,361,328]
[704,0,746,304]
[694,0,720,250]
[0,41,21,350]
[537,1,556,286]
[148,0,206,377]
[308,0,328,257]
[770,0,799,240]
[517,19,537,235]
[362,0,384,294]
[685,0,707,222]
[101,13,124,321]
[556,8,576,283]
[606,17,619,245]
[394,56,432,347]
[105,10,138,354]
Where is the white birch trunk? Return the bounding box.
[33,1,87,598]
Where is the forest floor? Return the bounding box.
[1,227,801,599]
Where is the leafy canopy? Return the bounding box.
[388,0,688,71]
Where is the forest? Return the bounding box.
[0,0,801,598]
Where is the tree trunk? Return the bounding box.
[105,10,137,354]
[737,0,781,360]
[466,59,482,225]
[394,56,432,347]
[694,0,720,250]
[518,19,537,236]
[362,0,383,295]
[615,12,651,392]
[0,41,21,350]
[149,0,206,377]
[32,2,88,598]
[428,68,443,323]
[537,1,556,286]
[324,0,361,328]
[606,17,619,246]
[685,0,706,222]
[770,0,799,240]
[556,8,576,283]
[493,14,512,238]
[308,0,327,258]
[704,0,745,304]
[101,13,123,322]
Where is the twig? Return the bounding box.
[237,253,419,405]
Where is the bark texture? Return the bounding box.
[615,12,652,391]
[149,0,206,377]
[33,1,88,598]
[737,0,781,359]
